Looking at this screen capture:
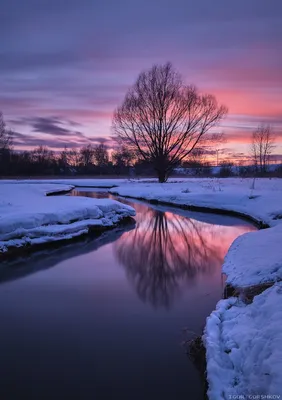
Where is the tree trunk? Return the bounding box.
[157,169,167,183]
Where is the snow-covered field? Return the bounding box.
[0,183,135,254]
[1,177,282,398]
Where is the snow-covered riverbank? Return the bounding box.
[0,183,135,254]
[204,282,282,399]
[108,178,282,226]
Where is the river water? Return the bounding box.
[0,189,256,400]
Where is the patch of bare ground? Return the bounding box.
[224,281,278,304]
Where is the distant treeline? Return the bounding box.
[1,143,281,177]
[0,144,156,177]
[1,112,281,178]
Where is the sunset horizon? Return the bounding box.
[1,0,282,165]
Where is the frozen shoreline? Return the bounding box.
[0,183,135,256]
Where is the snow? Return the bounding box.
[223,223,282,287]
[204,282,282,399]
[0,183,135,253]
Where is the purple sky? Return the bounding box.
[1,0,282,162]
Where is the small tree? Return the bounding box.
[0,112,13,173]
[113,63,227,182]
[68,149,81,168]
[251,124,275,175]
[93,144,109,167]
[80,144,94,168]
[112,146,135,175]
[58,146,70,171]
[32,146,55,173]
[0,112,13,152]
[112,146,135,167]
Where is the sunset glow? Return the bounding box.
[1,0,281,163]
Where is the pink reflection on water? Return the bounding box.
[71,190,256,308]
[113,202,256,307]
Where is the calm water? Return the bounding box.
[0,190,256,400]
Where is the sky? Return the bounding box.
[1,0,282,164]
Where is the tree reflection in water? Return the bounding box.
[71,190,254,308]
[113,203,252,308]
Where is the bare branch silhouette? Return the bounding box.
[113,63,227,182]
[250,124,275,175]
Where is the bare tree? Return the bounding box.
[112,63,227,182]
[68,149,81,167]
[32,146,54,166]
[112,146,134,167]
[58,146,69,169]
[0,112,13,154]
[251,124,275,175]
[80,144,94,167]
[93,144,109,166]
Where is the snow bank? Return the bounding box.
[204,282,282,399]
[0,183,135,253]
[223,224,282,287]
